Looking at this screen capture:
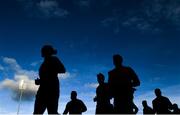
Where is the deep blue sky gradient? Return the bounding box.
[0,0,180,114]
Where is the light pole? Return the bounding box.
[17,80,25,115]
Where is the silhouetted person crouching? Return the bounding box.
[108,54,140,114]
[94,73,113,114]
[63,91,87,115]
[33,45,66,114]
[142,100,155,114]
[152,88,173,114]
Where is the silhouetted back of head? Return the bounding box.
[113,54,123,68]
[142,100,148,107]
[155,88,162,97]
[97,73,105,85]
[173,104,178,109]
[71,91,77,100]
[41,45,57,57]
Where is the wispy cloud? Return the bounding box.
[17,0,69,18]
[101,0,180,33]
[0,57,38,101]
[84,83,98,88]
[30,60,42,67]
[76,0,91,8]
[2,57,37,78]
[0,64,4,71]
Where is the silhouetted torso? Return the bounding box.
[96,83,110,105]
[143,106,155,114]
[63,99,87,114]
[153,96,172,114]
[95,83,113,114]
[108,67,140,97]
[108,66,140,113]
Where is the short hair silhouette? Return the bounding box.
[41,45,57,57]
[142,100,148,107]
[172,103,180,114]
[155,88,161,97]
[71,91,77,100]
[173,104,179,109]
[113,54,123,68]
[97,73,105,84]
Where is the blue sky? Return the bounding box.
[0,0,180,114]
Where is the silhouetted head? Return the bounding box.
[155,88,162,97]
[97,73,105,85]
[71,91,77,100]
[142,100,148,107]
[173,104,179,109]
[41,45,57,58]
[113,54,123,68]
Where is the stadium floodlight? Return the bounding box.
[17,80,25,115]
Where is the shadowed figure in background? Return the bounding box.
[152,88,173,114]
[108,54,140,114]
[33,45,66,114]
[94,73,113,114]
[142,100,155,115]
[172,103,180,114]
[63,91,87,115]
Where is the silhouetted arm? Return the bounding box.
[128,67,140,87]
[166,97,173,110]
[133,103,139,114]
[152,100,157,114]
[80,101,87,113]
[108,71,113,98]
[63,103,70,115]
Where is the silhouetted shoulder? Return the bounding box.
[51,56,66,73]
[108,69,115,74]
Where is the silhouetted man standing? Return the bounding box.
[34,45,66,114]
[152,88,173,114]
[63,91,87,115]
[142,100,155,114]
[94,73,113,114]
[108,54,140,114]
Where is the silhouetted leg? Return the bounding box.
[33,95,46,114]
[114,97,124,114]
[47,96,59,114]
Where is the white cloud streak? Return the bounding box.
[37,0,69,18]
[84,83,98,88]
